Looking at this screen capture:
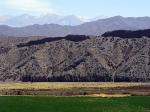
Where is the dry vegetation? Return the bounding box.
[0,82,150,96]
[0,82,149,90]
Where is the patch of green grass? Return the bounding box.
[0,96,149,112]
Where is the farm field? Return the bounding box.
[0,96,150,112]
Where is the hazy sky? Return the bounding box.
[0,0,149,17]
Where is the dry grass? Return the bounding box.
[82,93,131,97]
[0,82,149,90]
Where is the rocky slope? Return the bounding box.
[0,35,150,82]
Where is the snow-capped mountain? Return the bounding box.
[37,14,63,25]
[4,14,37,27]
[0,14,87,27]
[0,16,10,24]
[56,15,84,26]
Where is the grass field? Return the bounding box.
[0,96,149,112]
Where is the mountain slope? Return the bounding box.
[0,34,150,82]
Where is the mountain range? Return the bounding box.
[0,16,150,37]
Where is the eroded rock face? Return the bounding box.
[0,35,150,82]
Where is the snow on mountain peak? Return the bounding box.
[0,14,107,27]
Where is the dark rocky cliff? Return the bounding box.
[102,29,150,38]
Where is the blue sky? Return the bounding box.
[0,0,150,18]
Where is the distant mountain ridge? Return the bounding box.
[0,16,150,37]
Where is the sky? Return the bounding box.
[0,0,150,18]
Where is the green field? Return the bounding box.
[0,96,150,112]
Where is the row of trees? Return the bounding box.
[20,74,149,82]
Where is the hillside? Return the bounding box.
[0,34,150,82]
